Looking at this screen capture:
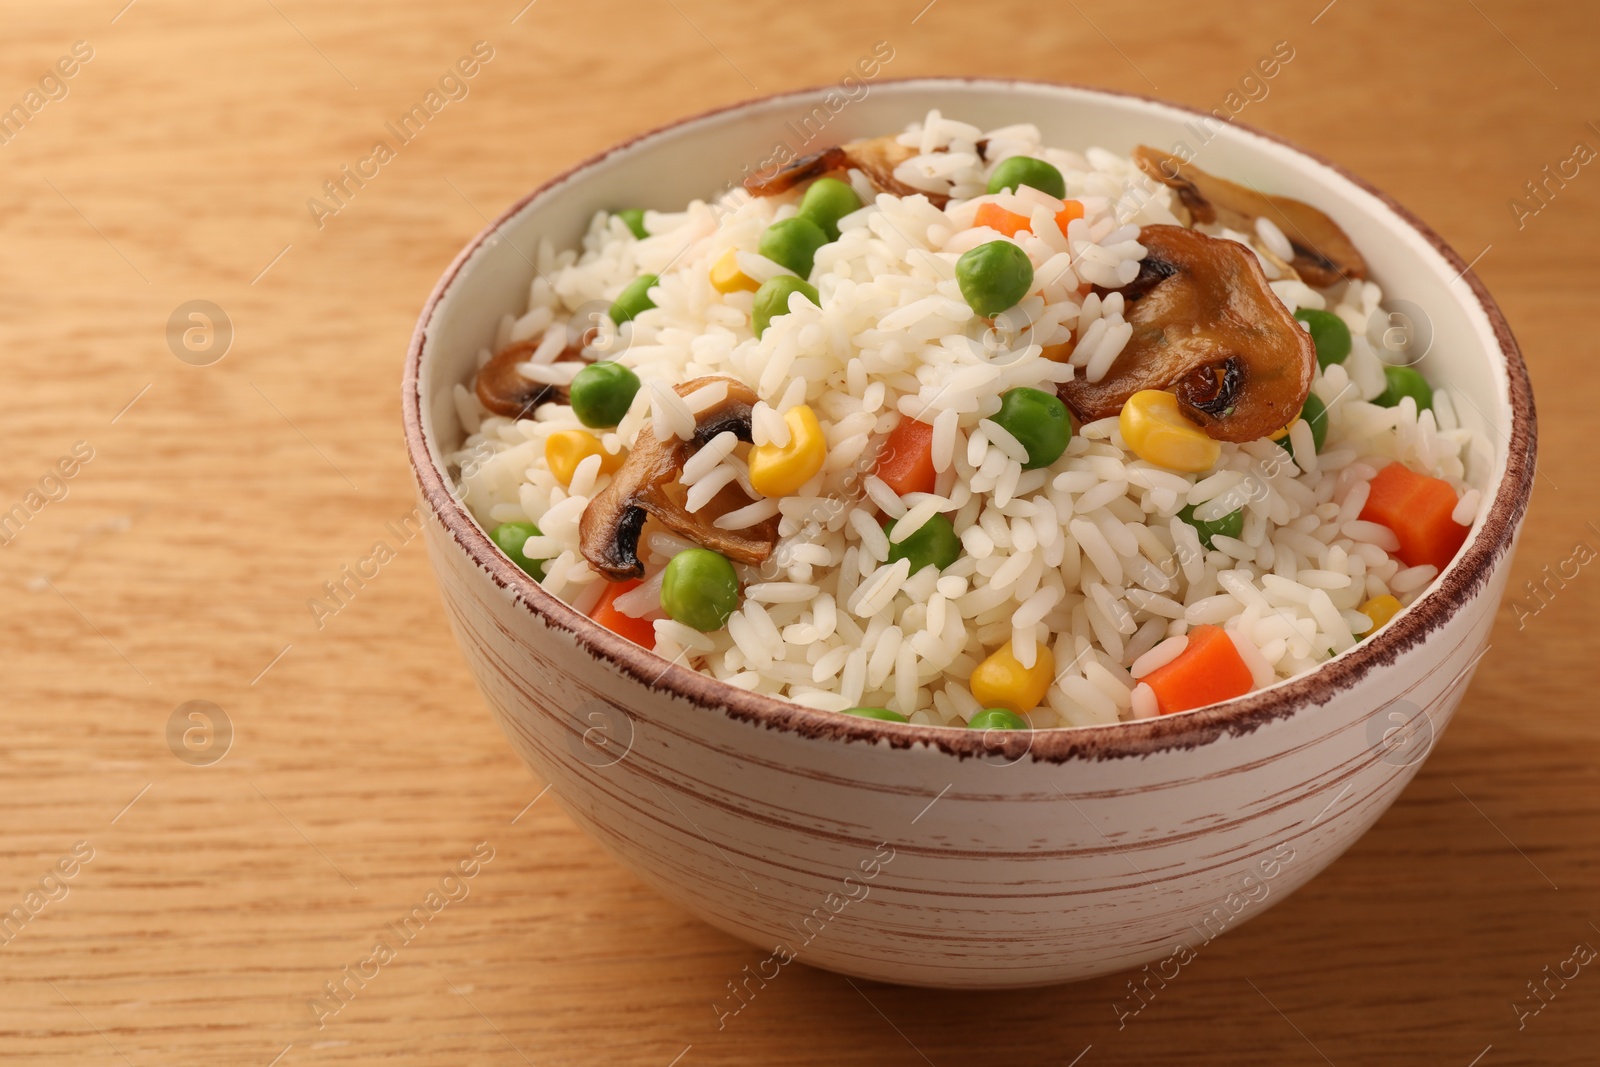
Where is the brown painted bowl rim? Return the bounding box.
[402,76,1535,763]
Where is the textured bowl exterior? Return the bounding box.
[420,511,1505,987]
[404,80,1534,987]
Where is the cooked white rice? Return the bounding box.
[446,110,1487,729]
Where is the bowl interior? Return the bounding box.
[408,78,1524,733]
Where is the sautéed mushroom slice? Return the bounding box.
[745,135,950,208]
[1133,145,1367,288]
[580,376,779,581]
[475,336,591,419]
[1057,225,1316,444]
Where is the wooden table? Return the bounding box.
[2,1,1595,1063]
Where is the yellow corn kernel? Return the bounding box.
[969,640,1056,715]
[709,249,760,294]
[545,429,623,487]
[748,404,827,497]
[1119,389,1222,473]
[1357,594,1403,636]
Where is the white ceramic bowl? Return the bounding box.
[403,79,1535,988]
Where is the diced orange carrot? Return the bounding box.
[1055,200,1085,233]
[591,579,657,647]
[1359,462,1470,571]
[1142,625,1254,715]
[875,418,938,497]
[974,202,1033,238]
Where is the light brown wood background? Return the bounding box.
[1,0,1596,1063]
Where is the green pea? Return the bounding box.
[759,216,829,279]
[968,708,1027,730]
[568,361,641,428]
[489,521,547,581]
[752,275,820,338]
[1294,308,1351,369]
[987,156,1066,199]
[660,548,740,632]
[1302,391,1329,451]
[885,514,962,575]
[841,706,910,722]
[797,178,861,241]
[1276,391,1328,462]
[1373,364,1433,412]
[991,388,1071,470]
[956,240,1034,317]
[609,274,659,325]
[1178,503,1244,550]
[616,209,648,239]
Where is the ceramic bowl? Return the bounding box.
[402,79,1535,988]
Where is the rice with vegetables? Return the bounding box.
[447,110,1488,730]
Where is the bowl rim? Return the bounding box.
[401,76,1535,763]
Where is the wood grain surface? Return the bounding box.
[0,1,1595,1064]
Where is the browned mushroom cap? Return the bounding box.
[1132,146,1367,288]
[744,136,950,208]
[1057,225,1316,444]
[744,146,849,198]
[474,337,590,418]
[580,376,779,581]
